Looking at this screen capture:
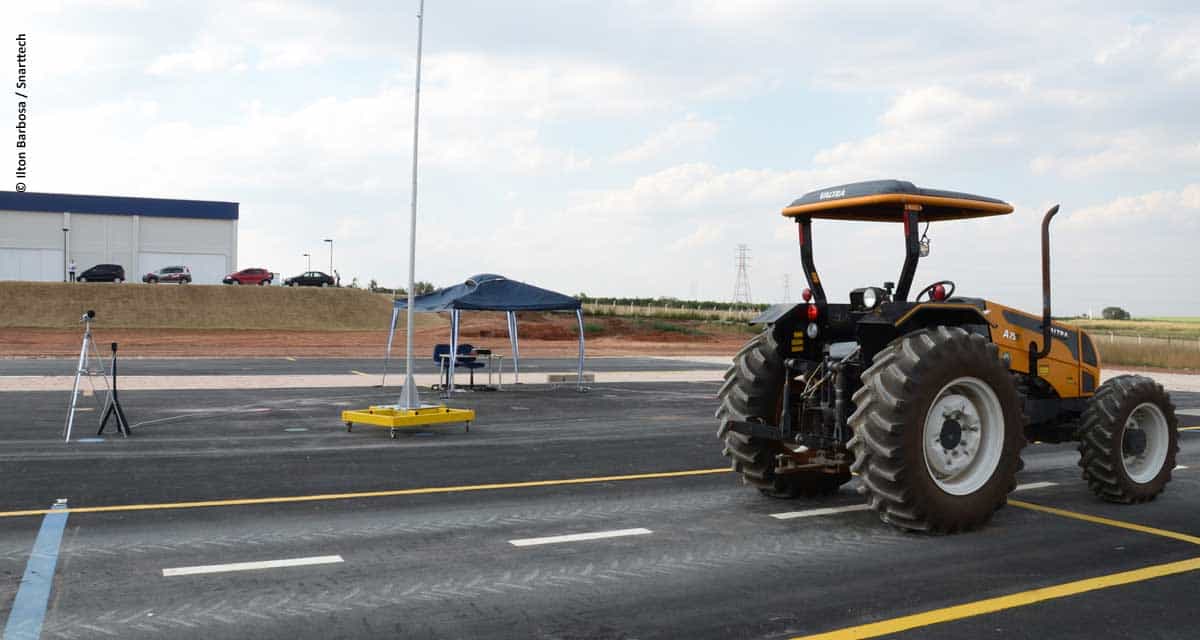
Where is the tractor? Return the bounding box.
[716,180,1179,533]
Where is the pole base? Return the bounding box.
[341,404,475,432]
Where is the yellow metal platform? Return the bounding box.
[342,404,475,438]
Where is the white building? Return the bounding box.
[0,191,238,284]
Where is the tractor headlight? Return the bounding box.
[806,323,819,339]
[862,288,878,310]
[851,286,886,311]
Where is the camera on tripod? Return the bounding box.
[79,309,95,323]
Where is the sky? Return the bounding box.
[8,0,1200,316]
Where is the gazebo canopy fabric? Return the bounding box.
[394,273,580,312]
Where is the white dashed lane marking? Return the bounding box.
[163,555,344,577]
[1014,481,1059,491]
[509,528,652,547]
[771,504,870,520]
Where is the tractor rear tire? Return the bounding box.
[716,329,852,498]
[1078,375,1178,504]
[849,326,1025,533]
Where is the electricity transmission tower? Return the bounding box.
[732,244,752,307]
[782,273,791,303]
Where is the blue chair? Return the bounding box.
[456,343,486,388]
[432,344,452,389]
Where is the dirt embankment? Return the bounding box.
[0,281,397,330]
[0,283,749,357]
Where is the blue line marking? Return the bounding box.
[3,501,69,640]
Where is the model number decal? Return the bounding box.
[1002,329,1018,341]
[1049,326,1070,340]
[818,189,846,200]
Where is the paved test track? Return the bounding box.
[1,374,1199,638]
[0,356,728,377]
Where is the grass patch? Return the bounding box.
[643,320,704,336]
[1072,319,1200,339]
[1098,340,1200,371]
[569,322,607,335]
[1142,317,1200,324]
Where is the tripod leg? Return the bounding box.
[115,398,131,436]
[99,397,116,435]
[64,333,90,441]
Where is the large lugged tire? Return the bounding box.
[848,326,1025,532]
[716,329,851,498]
[1078,375,1178,504]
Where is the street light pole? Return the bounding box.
[324,238,333,282]
[303,253,311,271]
[61,227,69,282]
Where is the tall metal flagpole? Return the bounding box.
[342,0,471,433]
[398,0,426,410]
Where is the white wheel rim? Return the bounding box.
[1120,402,1169,484]
[923,376,1005,496]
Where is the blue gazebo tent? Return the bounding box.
[384,274,585,391]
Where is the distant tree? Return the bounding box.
[414,281,435,295]
[348,277,360,289]
[368,278,379,292]
[1102,306,1131,320]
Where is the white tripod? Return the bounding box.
[64,310,110,442]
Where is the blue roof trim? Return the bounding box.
[0,191,238,220]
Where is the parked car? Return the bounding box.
[143,265,191,284]
[284,271,335,287]
[223,267,273,286]
[77,264,125,283]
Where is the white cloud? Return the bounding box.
[1065,184,1200,228]
[813,86,1003,174]
[613,115,718,164]
[147,40,246,75]
[1031,130,1200,179]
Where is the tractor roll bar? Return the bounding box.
[895,209,921,301]
[797,218,827,304]
[798,210,924,303]
[1030,204,1061,371]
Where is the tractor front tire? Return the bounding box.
[717,329,852,498]
[1078,375,1178,504]
[849,326,1025,533]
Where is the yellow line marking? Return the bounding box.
[0,468,732,519]
[285,357,297,361]
[350,370,369,376]
[1009,499,1200,546]
[1180,426,1200,432]
[792,556,1200,640]
[796,498,1200,639]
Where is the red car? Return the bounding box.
[223,267,273,285]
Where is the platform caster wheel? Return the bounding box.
[465,422,471,433]
[390,429,397,439]
[346,422,353,433]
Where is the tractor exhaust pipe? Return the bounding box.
[1032,204,1060,366]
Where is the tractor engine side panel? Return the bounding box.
[983,300,1098,399]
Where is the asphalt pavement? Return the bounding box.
[2,374,1199,639]
[0,356,727,377]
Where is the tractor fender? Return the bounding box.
[893,303,995,335]
[749,303,809,361]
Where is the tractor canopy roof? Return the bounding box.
[782,179,1013,222]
